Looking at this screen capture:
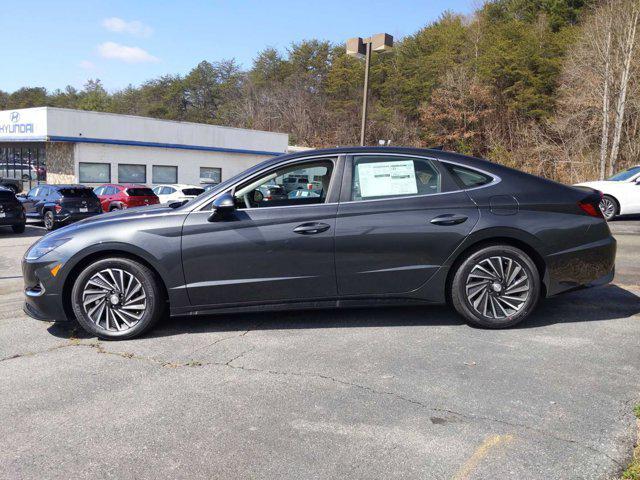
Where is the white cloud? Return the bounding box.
[97,42,160,63]
[79,60,96,70]
[102,17,153,37]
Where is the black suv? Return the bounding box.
[19,184,102,230]
[0,186,26,233]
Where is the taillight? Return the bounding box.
[578,201,603,218]
[54,204,62,213]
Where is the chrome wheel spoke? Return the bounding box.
[82,268,147,332]
[466,256,531,320]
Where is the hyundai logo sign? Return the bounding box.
[0,111,34,135]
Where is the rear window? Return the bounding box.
[126,188,155,196]
[0,189,16,201]
[59,188,96,198]
[268,187,285,195]
[445,164,493,189]
[182,188,204,196]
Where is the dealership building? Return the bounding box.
[0,107,288,190]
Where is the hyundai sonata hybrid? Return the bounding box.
[22,147,616,340]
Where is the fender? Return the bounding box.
[59,241,190,309]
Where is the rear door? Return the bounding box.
[335,154,479,296]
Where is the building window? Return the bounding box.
[118,164,146,184]
[152,165,177,184]
[79,162,110,183]
[200,167,221,185]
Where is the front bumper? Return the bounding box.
[545,235,617,297]
[22,256,69,322]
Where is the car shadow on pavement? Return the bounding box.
[0,225,45,239]
[46,284,640,340]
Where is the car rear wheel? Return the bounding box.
[599,195,618,221]
[11,223,25,234]
[43,210,56,231]
[450,244,541,328]
[71,257,165,340]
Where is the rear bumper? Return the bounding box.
[54,211,101,224]
[544,236,616,297]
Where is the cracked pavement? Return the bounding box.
[0,223,639,479]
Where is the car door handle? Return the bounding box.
[293,222,331,235]
[430,214,468,226]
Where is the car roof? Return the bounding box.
[45,184,92,190]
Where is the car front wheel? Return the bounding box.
[599,195,618,221]
[71,257,165,340]
[450,244,541,328]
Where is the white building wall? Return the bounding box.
[74,142,269,185]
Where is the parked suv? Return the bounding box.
[94,184,160,212]
[152,184,205,205]
[0,186,26,233]
[19,185,102,231]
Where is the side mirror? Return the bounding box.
[208,192,236,222]
[16,193,26,199]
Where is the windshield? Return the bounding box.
[608,166,640,181]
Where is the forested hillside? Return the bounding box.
[2,0,639,183]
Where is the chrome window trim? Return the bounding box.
[341,153,501,205]
[190,152,501,212]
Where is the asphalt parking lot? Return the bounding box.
[0,220,639,480]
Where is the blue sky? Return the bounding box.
[0,0,475,93]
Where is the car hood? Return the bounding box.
[55,204,178,233]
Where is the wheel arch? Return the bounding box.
[444,231,548,302]
[601,193,620,214]
[61,249,170,321]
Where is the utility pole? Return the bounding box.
[346,33,393,147]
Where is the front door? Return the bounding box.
[181,157,341,307]
[335,154,479,296]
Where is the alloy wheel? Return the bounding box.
[82,268,147,332]
[599,197,616,220]
[465,256,530,319]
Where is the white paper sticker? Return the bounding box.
[357,160,417,198]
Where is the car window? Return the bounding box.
[93,186,104,196]
[126,187,155,196]
[445,164,493,189]
[608,166,640,181]
[27,187,40,197]
[351,155,441,201]
[234,159,334,209]
[59,188,95,198]
[166,187,176,194]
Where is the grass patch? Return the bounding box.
[622,404,640,480]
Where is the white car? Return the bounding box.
[575,166,640,220]
[152,184,205,205]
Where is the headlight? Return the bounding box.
[25,237,71,261]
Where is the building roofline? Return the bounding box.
[2,106,288,138]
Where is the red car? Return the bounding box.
[93,184,160,212]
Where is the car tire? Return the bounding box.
[599,195,619,221]
[450,244,541,329]
[43,210,56,231]
[109,205,121,211]
[71,257,165,340]
[11,223,25,234]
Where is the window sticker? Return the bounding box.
[356,160,417,198]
